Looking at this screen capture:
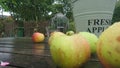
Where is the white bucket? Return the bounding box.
[72,0,117,36]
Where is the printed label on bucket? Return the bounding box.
[87,18,112,34]
[72,0,117,36]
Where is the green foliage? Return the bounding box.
[3,16,14,23]
[0,19,4,33]
[112,7,120,23]
[0,0,74,33]
[112,0,120,23]
[67,21,75,32]
[0,0,73,22]
[0,0,54,21]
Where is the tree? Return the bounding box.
[0,0,54,21]
[52,0,73,21]
[0,0,74,32]
[0,0,73,21]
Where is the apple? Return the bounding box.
[50,31,64,37]
[79,32,98,54]
[32,32,45,43]
[66,31,75,36]
[97,22,120,68]
[49,31,65,44]
[48,31,91,68]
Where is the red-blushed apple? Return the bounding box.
[79,32,98,54]
[32,32,45,43]
[48,31,91,68]
[97,22,120,68]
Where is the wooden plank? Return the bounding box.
[0,52,55,68]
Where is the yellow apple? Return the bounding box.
[48,31,91,68]
[97,22,120,68]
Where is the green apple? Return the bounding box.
[97,22,120,68]
[48,31,91,68]
[66,31,74,36]
[79,32,98,54]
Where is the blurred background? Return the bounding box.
[0,0,119,37]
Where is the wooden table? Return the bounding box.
[0,37,56,68]
[0,37,103,68]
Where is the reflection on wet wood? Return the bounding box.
[0,38,56,68]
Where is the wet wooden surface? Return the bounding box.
[0,37,103,68]
[0,37,56,68]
